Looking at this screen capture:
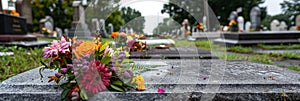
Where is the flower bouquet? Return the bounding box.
[196,23,204,32]
[228,20,238,32]
[296,26,300,31]
[111,32,147,52]
[41,27,51,38]
[40,34,146,100]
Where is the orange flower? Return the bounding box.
[111,32,119,38]
[75,41,97,59]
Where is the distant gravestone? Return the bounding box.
[15,0,33,31]
[296,15,300,26]
[279,21,287,31]
[245,21,251,32]
[237,16,244,31]
[270,20,280,31]
[91,18,100,36]
[99,19,108,38]
[228,11,238,21]
[250,7,261,31]
[55,27,62,38]
[203,16,207,31]
[64,29,69,36]
[108,23,113,35]
[40,16,54,33]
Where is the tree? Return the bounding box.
[153,18,181,34]
[161,0,267,27]
[85,0,124,32]
[105,10,125,32]
[121,7,145,33]
[31,0,73,32]
[280,0,300,26]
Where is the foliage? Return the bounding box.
[85,0,123,32]
[0,46,46,82]
[121,7,145,33]
[105,10,125,32]
[287,66,300,72]
[257,44,300,50]
[162,0,267,27]
[153,18,181,34]
[280,0,300,26]
[31,0,73,32]
[227,46,253,53]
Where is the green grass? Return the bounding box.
[217,53,276,65]
[227,46,253,53]
[257,44,300,50]
[0,46,47,82]
[287,66,300,72]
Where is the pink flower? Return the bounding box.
[78,60,111,94]
[157,88,165,93]
[43,37,71,58]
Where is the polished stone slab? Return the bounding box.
[214,31,300,46]
[1,60,300,101]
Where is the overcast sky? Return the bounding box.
[121,0,284,33]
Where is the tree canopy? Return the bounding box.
[161,0,267,27]
[121,7,145,33]
[31,0,73,32]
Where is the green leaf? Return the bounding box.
[112,80,123,86]
[80,89,88,100]
[121,59,134,64]
[60,83,69,89]
[110,84,125,92]
[100,42,109,52]
[61,89,71,101]
[100,56,111,64]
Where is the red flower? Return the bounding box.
[78,60,111,94]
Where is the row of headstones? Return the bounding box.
[270,15,300,31]
[40,16,65,38]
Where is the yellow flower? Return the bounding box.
[131,74,145,91]
[75,41,97,59]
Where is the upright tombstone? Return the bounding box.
[203,16,207,31]
[40,16,54,33]
[15,0,33,31]
[108,23,113,35]
[237,16,244,31]
[91,18,100,36]
[99,19,108,38]
[55,27,62,38]
[69,0,90,38]
[270,20,280,31]
[245,21,251,32]
[250,7,261,31]
[228,11,238,21]
[296,15,300,26]
[279,21,288,31]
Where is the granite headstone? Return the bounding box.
[270,20,280,31]
[296,15,300,26]
[279,21,287,31]
[245,21,251,32]
[15,0,33,31]
[237,16,244,31]
[250,6,261,31]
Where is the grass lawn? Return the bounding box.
[174,39,300,72]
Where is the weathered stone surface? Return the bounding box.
[129,47,218,59]
[1,60,300,101]
[214,31,300,46]
[191,32,220,40]
[0,40,50,47]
